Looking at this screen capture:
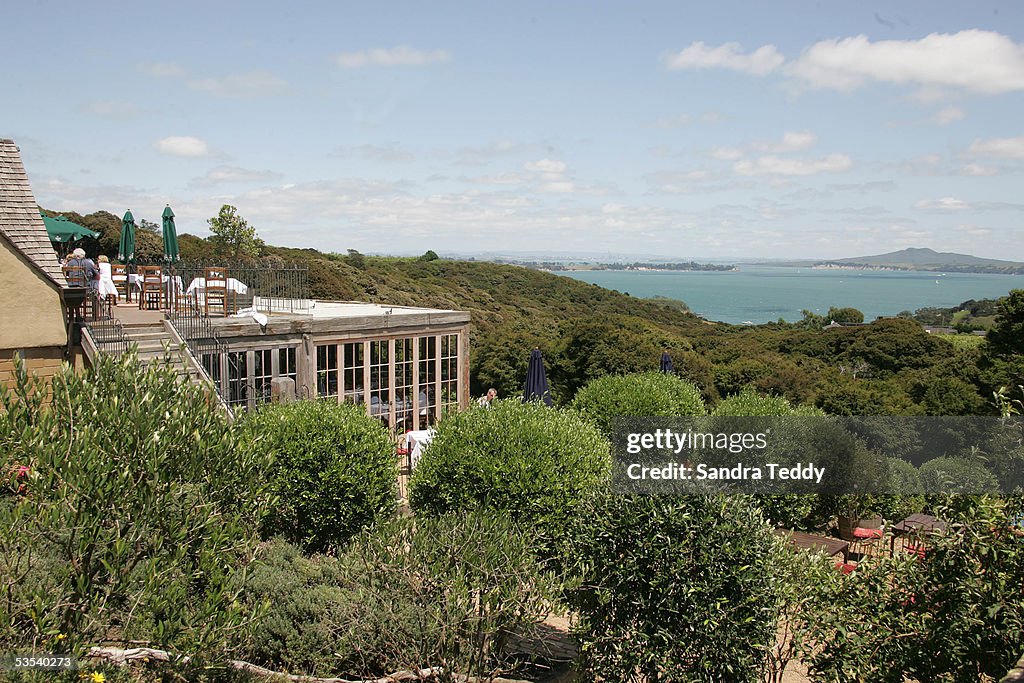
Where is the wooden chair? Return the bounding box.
[138,265,164,310]
[204,267,230,317]
[111,264,130,303]
[63,264,97,320]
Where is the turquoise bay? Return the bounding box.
[561,266,1021,325]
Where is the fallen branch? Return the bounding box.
[87,646,534,683]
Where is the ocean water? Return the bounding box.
[561,266,1021,325]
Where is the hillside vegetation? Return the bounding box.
[48,208,1020,415]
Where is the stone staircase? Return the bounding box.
[121,321,208,388]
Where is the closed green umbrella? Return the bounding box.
[162,204,179,263]
[41,214,99,244]
[118,210,136,263]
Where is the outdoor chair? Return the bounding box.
[63,264,101,320]
[111,264,130,302]
[204,267,230,317]
[138,266,164,310]
[848,525,885,560]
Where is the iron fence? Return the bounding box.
[134,260,310,315]
[83,316,130,357]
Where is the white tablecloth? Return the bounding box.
[186,277,248,295]
[404,429,435,470]
[128,274,183,292]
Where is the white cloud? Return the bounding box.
[710,146,744,161]
[964,163,997,176]
[155,136,210,158]
[188,71,288,98]
[190,166,283,187]
[454,140,539,165]
[931,105,965,125]
[138,61,186,78]
[915,197,970,210]
[734,153,851,176]
[758,130,817,153]
[786,30,1024,94]
[524,159,567,174]
[968,135,1024,159]
[666,31,1024,95]
[663,41,785,76]
[334,46,451,68]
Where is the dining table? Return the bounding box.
[775,528,850,562]
[889,513,946,556]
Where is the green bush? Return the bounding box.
[243,400,397,553]
[712,387,813,416]
[0,352,271,661]
[409,400,610,556]
[802,496,1024,681]
[563,493,785,682]
[571,371,705,436]
[237,512,553,679]
[918,456,1001,496]
[873,457,926,521]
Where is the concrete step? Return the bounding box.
[125,331,170,342]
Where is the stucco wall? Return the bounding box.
[0,239,66,349]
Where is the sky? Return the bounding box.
[5,1,1024,260]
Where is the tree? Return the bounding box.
[419,249,439,261]
[207,204,264,260]
[985,289,1024,359]
[827,306,865,324]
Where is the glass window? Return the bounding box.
[278,347,297,383]
[342,342,365,405]
[316,344,338,399]
[227,351,248,407]
[369,340,390,426]
[440,334,459,417]
[395,338,413,429]
[418,336,437,427]
[254,349,273,405]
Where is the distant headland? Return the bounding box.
[760,248,1024,275]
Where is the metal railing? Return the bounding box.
[83,316,130,357]
[134,260,310,315]
[166,296,237,413]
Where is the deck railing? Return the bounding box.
[83,316,130,357]
[134,260,310,315]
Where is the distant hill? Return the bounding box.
[807,248,1024,274]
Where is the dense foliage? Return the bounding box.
[237,511,552,679]
[409,400,610,555]
[243,400,397,553]
[571,371,705,436]
[801,496,1024,682]
[0,353,271,663]
[44,203,1019,417]
[563,493,785,682]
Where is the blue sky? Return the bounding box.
[5,1,1024,259]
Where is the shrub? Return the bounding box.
[918,456,1001,496]
[873,457,926,521]
[712,386,804,416]
[237,512,553,679]
[563,493,785,682]
[0,352,271,661]
[571,371,705,436]
[409,400,610,556]
[802,496,1024,681]
[243,400,398,553]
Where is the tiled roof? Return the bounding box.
[0,138,67,288]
